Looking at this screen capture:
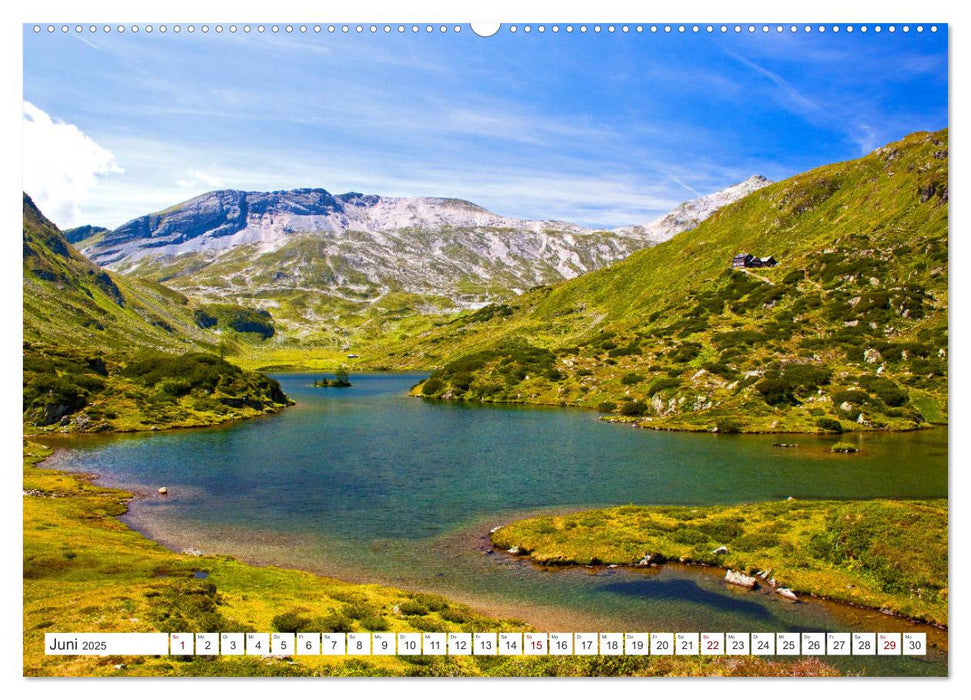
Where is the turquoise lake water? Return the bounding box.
[43,373,949,676]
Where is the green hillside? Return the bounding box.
[396,130,948,433]
[22,194,291,433]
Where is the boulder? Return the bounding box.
[775,587,799,602]
[157,487,168,495]
[712,546,729,555]
[635,552,666,567]
[181,547,203,557]
[724,569,758,589]
[864,348,882,364]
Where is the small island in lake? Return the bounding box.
[314,366,351,388]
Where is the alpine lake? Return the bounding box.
[41,373,949,676]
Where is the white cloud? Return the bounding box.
[22,101,123,227]
[176,169,226,190]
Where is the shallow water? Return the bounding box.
[42,373,948,675]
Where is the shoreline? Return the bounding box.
[24,440,946,677]
[25,401,292,439]
[36,439,948,639]
[494,544,949,634]
[408,392,944,436]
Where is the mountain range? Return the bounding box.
[76,176,770,344]
[24,130,948,434]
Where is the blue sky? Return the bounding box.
[23,24,947,229]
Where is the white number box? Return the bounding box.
[499,632,522,655]
[397,633,421,655]
[321,633,346,655]
[195,633,218,656]
[701,633,724,656]
[423,633,446,655]
[651,632,674,656]
[170,633,193,655]
[347,632,371,655]
[297,633,320,655]
[802,633,825,655]
[676,632,699,655]
[726,632,749,655]
[751,632,775,655]
[549,632,573,655]
[271,633,295,655]
[574,633,598,655]
[625,633,649,655]
[448,633,472,655]
[599,633,623,656]
[524,632,548,655]
[220,633,244,656]
[903,632,926,656]
[473,632,497,656]
[246,633,270,656]
[878,632,902,656]
[852,632,876,655]
[827,633,851,656]
[372,632,395,655]
[776,632,800,656]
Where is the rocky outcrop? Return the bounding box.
[615,175,770,242]
[725,569,758,589]
[635,552,666,567]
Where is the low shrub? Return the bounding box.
[619,400,648,416]
[816,417,844,433]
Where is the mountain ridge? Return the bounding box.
[398,130,948,434]
[22,194,291,433]
[88,178,772,267]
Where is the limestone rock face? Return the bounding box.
[82,178,771,315]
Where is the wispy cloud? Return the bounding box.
[727,51,820,116]
[72,34,100,51]
[176,169,226,190]
[23,27,946,229]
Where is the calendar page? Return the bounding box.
[20,3,950,683]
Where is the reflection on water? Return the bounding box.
[599,577,778,621]
[40,373,948,676]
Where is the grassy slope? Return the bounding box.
[109,221,626,356]
[388,131,947,433]
[22,194,290,433]
[23,443,837,677]
[23,195,212,353]
[491,499,947,626]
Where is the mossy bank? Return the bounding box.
[491,499,947,627]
